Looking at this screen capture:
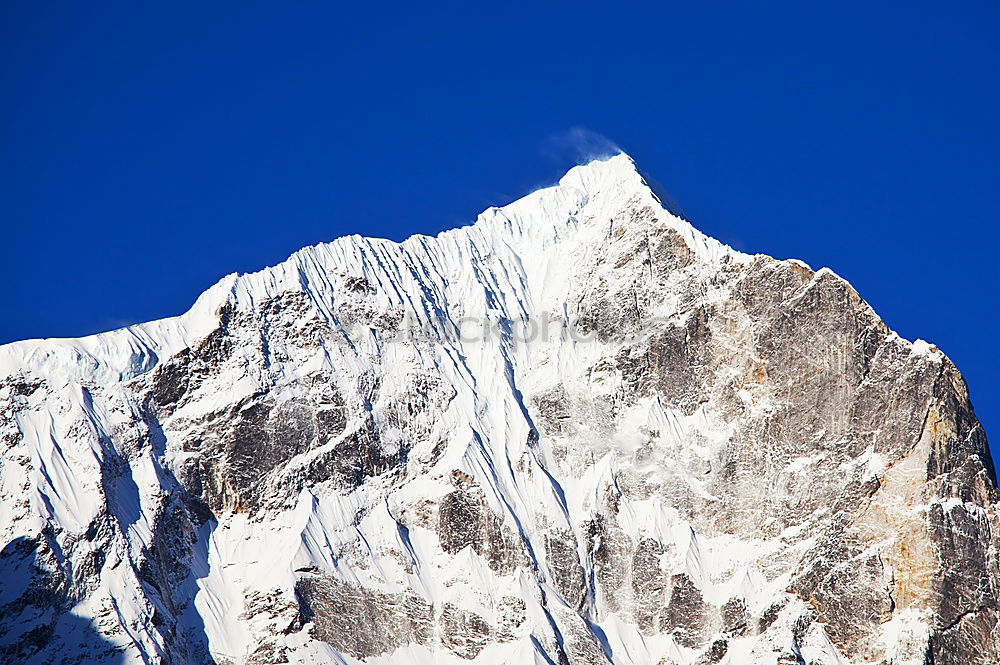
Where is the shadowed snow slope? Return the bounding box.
[1,154,997,665]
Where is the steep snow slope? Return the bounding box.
[1,154,997,665]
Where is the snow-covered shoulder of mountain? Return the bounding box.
[0,154,735,384]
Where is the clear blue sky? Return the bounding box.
[2,3,998,449]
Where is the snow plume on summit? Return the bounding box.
[541,127,622,164]
[0,154,997,665]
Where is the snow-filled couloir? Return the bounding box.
[1,154,997,665]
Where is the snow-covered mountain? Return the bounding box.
[1,154,996,665]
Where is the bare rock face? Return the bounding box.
[436,473,528,575]
[295,575,435,659]
[0,154,996,664]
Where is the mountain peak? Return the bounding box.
[558,151,642,192]
[0,155,995,665]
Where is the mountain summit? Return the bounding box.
[1,154,996,664]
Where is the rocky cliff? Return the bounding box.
[1,154,996,664]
